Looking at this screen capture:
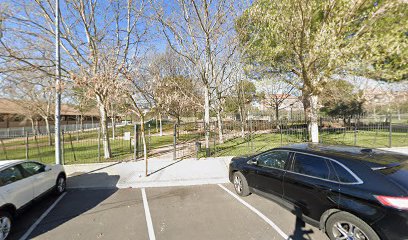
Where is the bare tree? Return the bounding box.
[121,56,156,176]
[1,0,150,159]
[258,76,296,121]
[152,0,242,155]
[2,72,54,145]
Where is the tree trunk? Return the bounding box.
[44,117,52,146]
[140,115,148,176]
[35,119,39,135]
[97,96,111,159]
[80,115,84,132]
[30,118,36,136]
[275,105,279,121]
[111,116,116,140]
[216,107,224,143]
[159,113,163,136]
[303,94,319,143]
[204,84,210,156]
[239,105,245,138]
[155,116,158,133]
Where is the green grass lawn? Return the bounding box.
[0,123,200,165]
[1,126,407,163]
[207,129,408,157]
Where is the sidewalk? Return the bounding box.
[65,156,233,189]
[65,147,408,190]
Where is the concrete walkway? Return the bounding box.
[65,156,233,189]
[65,147,408,190]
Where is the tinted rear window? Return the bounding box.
[331,162,358,183]
[293,153,331,180]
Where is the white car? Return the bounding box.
[0,160,66,240]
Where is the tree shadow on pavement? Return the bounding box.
[287,207,314,240]
[9,172,120,240]
[287,217,314,240]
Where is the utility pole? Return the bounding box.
[55,0,62,165]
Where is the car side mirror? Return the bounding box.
[44,165,52,172]
[247,159,258,165]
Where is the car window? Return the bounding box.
[293,153,331,180]
[20,162,44,177]
[256,151,289,169]
[0,166,24,186]
[331,161,358,183]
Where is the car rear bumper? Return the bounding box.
[373,209,408,240]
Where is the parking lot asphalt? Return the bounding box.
[9,184,329,240]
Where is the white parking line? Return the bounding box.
[19,192,67,240]
[141,188,156,240]
[217,184,289,240]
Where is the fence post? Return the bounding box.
[173,123,177,160]
[25,132,29,160]
[0,139,7,160]
[133,123,137,161]
[389,113,392,148]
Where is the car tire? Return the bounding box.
[55,174,66,195]
[0,211,12,240]
[232,172,250,197]
[325,211,380,240]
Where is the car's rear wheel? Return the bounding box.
[233,172,250,197]
[55,174,66,195]
[326,211,380,240]
[0,211,12,240]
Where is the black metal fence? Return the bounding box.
[1,115,407,164]
[175,115,408,158]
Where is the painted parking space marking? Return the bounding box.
[142,188,156,240]
[218,184,289,239]
[19,192,67,240]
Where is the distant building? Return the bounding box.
[0,98,99,128]
[256,94,304,115]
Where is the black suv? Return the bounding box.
[229,143,408,240]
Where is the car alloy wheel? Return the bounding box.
[57,177,66,193]
[0,216,11,240]
[234,175,243,194]
[332,221,369,240]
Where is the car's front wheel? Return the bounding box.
[55,174,66,195]
[232,172,250,197]
[0,211,12,240]
[326,211,380,240]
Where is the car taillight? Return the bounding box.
[375,195,408,210]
